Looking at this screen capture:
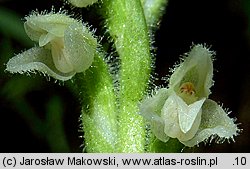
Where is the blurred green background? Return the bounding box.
[0,0,250,152]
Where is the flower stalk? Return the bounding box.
[76,53,117,152]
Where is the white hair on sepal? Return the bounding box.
[181,98,241,147]
[26,6,73,19]
[200,133,235,147]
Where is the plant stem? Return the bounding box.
[76,53,117,152]
[101,0,152,152]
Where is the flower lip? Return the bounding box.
[161,92,205,141]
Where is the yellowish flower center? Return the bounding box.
[180,82,196,95]
[178,82,198,104]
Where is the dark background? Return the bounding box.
[0,0,250,152]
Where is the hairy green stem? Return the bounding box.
[76,53,117,152]
[101,0,152,152]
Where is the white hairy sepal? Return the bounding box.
[181,99,239,147]
[169,44,213,99]
[6,12,97,81]
[68,0,98,7]
[6,47,75,81]
[139,88,170,142]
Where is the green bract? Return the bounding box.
[68,0,98,7]
[140,44,239,147]
[6,11,97,81]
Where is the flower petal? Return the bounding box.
[39,33,56,47]
[179,98,205,133]
[6,47,75,81]
[181,99,239,147]
[169,44,214,99]
[161,94,181,139]
[50,39,75,73]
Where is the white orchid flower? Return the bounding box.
[6,11,97,81]
[140,44,240,147]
